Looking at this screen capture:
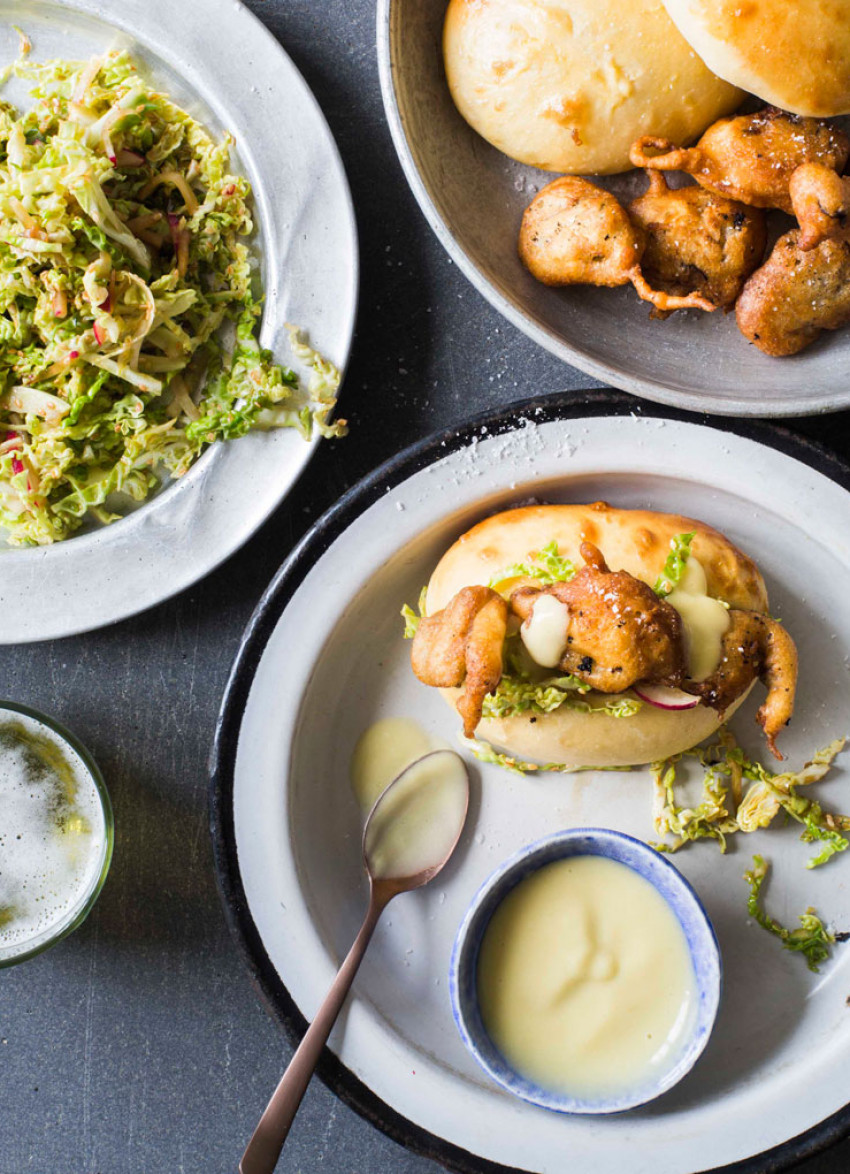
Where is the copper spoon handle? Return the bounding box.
[239,886,392,1174]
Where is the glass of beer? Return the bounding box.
[0,701,113,967]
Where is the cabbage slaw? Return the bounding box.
[0,47,343,545]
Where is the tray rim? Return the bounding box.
[209,391,850,1174]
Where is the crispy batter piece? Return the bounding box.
[736,229,850,355]
[789,162,850,251]
[510,543,687,692]
[627,172,767,315]
[684,611,798,759]
[410,585,508,737]
[631,108,849,213]
[518,176,714,314]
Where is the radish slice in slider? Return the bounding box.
[633,684,700,711]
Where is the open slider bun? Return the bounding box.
[662,0,850,117]
[442,0,742,175]
[426,503,768,768]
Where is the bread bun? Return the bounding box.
[426,503,768,767]
[426,503,767,612]
[442,0,742,175]
[441,682,755,768]
[662,0,850,117]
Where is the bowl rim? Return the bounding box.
[449,827,722,1114]
[0,699,114,968]
[0,0,360,644]
[375,0,850,419]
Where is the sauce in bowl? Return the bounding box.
[477,855,697,1100]
[451,829,720,1113]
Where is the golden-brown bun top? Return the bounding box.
[426,502,768,613]
[662,0,850,117]
[442,0,742,175]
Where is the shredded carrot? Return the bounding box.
[135,229,165,251]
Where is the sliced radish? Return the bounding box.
[633,684,700,711]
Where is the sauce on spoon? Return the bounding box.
[364,749,470,879]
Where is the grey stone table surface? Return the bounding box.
[2,2,850,1173]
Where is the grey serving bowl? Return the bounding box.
[449,828,722,1114]
[377,0,850,416]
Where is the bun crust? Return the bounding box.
[662,0,850,117]
[427,503,768,612]
[442,0,742,175]
[426,503,768,766]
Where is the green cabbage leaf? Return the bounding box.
[744,854,843,973]
[488,539,575,590]
[654,531,696,596]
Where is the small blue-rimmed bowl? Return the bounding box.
[449,828,721,1114]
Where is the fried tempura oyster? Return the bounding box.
[736,230,850,356]
[518,176,715,314]
[628,172,767,314]
[631,108,849,213]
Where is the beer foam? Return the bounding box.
[0,710,107,961]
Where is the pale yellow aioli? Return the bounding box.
[477,856,696,1099]
[363,750,468,880]
[350,717,438,812]
[520,594,569,668]
[666,558,730,682]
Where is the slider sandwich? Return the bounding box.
[407,504,797,768]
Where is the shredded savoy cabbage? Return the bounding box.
[487,539,576,590]
[459,736,635,776]
[0,47,343,545]
[653,531,696,596]
[651,730,848,862]
[744,855,843,973]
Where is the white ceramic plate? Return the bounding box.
[212,399,850,1173]
[377,0,850,417]
[0,0,357,642]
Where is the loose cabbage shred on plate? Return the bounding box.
[0,47,343,545]
[744,854,841,973]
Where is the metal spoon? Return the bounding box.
[239,749,470,1174]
